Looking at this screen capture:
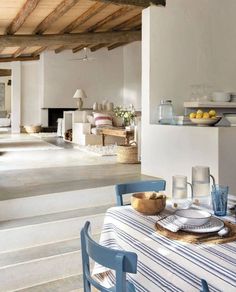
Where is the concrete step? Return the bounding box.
[0,186,116,221]
[17,275,84,292]
[0,235,100,292]
[0,204,111,252]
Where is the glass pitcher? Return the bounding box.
[192,166,215,205]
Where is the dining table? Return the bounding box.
[93,199,236,292]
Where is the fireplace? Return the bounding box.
[48,108,76,127]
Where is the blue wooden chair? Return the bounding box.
[201,279,210,292]
[81,221,138,292]
[115,179,166,206]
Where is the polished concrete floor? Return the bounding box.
[0,134,153,201]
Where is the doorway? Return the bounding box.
[0,69,12,133]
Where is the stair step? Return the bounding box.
[17,274,84,292]
[0,204,111,252]
[0,185,116,221]
[0,235,100,292]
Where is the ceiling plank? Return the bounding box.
[60,2,109,34]
[33,0,81,35]
[112,13,141,30]
[87,6,133,32]
[0,56,40,63]
[0,31,141,47]
[90,0,166,7]
[13,47,26,58]
[6,0,41,35]
[107,42,127,50]
[0,69,12,76]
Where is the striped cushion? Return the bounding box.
[93,112,113,127]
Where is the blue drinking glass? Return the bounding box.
[211,185,229,216]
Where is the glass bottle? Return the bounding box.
[158,100,173,124]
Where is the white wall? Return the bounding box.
[123,42,141,110]
[42,48,125,109]
[21,61,41,125]
[141,1,236,193]
[146,0,236,122]
[0,43,142,128]
[0,76,11,113]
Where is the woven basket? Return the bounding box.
[117,143,139,164]
[24,125,42,134]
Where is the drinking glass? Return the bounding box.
[211,185,229,216]
[172,175,193,200]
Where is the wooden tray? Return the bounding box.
[155,221,236,244]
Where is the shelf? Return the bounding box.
[184,101,236,108]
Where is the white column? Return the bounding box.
[11,62,21,133]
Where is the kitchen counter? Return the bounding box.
[141,124,236,195]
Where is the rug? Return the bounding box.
[74,144,117,156]
[0,140,62,152]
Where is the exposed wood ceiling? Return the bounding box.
[0,0,166,62]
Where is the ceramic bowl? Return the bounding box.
[131,192,166,215]
[175,209,211,226]
[212,92,231,102]
[190,116,221,126]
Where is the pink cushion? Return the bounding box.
[93,112,113,127]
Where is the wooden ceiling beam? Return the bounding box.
[13,47,26,58]
[0,56,40,63]
[89,43,107,52]
[0,31,141,47]
[87,6,133,32]
[34,0,81,35]
[32,47,47,57]
[60,2,109,34]
[55,46,67,54]
[0,69,12,76]
[90,0,166,8]
[107,42,127,50]
[6,0,41,35]
[72,45,87,53]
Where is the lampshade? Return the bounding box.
[73,89,87,99]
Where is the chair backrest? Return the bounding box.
[81,221,137,292]
[115,179,166,206]
[201,279,210,292]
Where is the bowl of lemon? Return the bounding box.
[189,110,221,126]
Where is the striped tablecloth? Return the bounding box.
[93,206,236,292]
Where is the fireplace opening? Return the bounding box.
[48,108,76,127]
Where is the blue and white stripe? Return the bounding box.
[93,206,236,292]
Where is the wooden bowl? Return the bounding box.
[131,192,166,215]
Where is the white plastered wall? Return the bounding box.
[141,1,236,194]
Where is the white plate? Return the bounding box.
[181,216,224,233]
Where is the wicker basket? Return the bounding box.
[24,125,42,134]
[117,143,139,164]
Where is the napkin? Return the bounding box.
[157,215,184,232]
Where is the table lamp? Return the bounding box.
[73,89,87,110]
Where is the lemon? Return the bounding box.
[196,113,203,119]
[196,109,203,115]
[209,110,216,117]
[189,112,196,119]
[203,112,210,119]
